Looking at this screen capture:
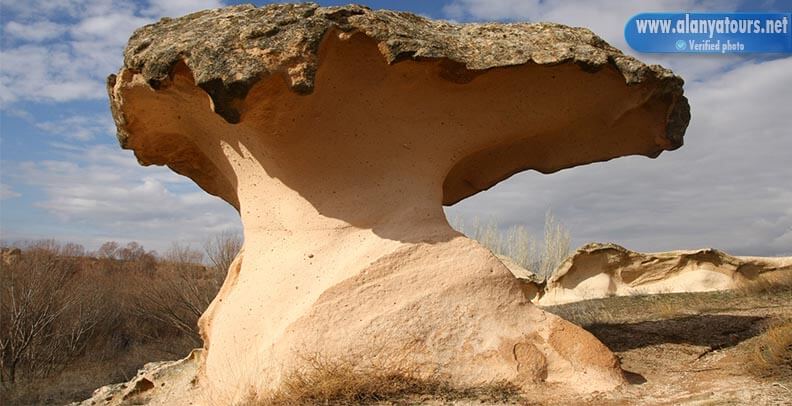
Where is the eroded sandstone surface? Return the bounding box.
[102,3,689,403]
[532,243,792,305]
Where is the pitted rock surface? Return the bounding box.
[111,2,689,137]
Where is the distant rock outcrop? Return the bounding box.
[527,243,792,305]
[105,3,689,402]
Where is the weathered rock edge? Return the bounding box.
[72,350,202,405]
[549,242,792,286]
[107,2,689,143]
[525,242,792,305]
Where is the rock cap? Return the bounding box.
[111,2,689,141]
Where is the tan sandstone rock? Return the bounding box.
[104,3,689,403]
[536,243,792,305]
[75,350,203,406]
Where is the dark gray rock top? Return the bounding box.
[111,2,689,140]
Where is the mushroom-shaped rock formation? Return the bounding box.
[537,243,792,305]
[107,3,689,401]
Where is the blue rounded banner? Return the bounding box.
[625,12,792,53]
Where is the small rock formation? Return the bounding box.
[105,3,689,403]
[74,351,202,405]
[534,243,792,305]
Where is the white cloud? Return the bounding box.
[35,114,115,141]
[0,0,225,107]
[0,0,84,19]
[0,40,108,102]
[4,20,67,42]
[70,12,151,45]
[143,0,225,18]
[1,28,126,105]
[2,107,33,121]
[2,43,110,101]
[0,0,138,20]
[7,144,240,251]
[0,183,21,199]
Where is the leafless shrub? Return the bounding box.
[128,243,218,351]
[538,212,571,277]
[0,244,112,384]
[204,230,242,276]
[95,241,120,259]
[126,231,240,352]
[93,241,157,273]
[451,210,571,279]
[0,233,241,403]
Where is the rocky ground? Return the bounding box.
[375,286,792,405]
[537,287,792,405]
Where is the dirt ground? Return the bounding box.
[301,287,788,406]
[383,288,792,405]
[519,288,792,405]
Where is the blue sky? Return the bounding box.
[1,0,791,255]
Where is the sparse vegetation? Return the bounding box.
[747,318,792,379]
[451,210,571,279]
[0,241,112,384]
[540,286,792,403]
[543,287,791,327]
[0,233,240,405]
[254,353,522,405]
[1,229,790,405]
[737,269,792,296]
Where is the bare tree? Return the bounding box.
[0,234,242,387]
[537,211,571,277]
[96,241,120,259]
[130,242,221,351]
[451,211,571,279]
[0,244,108,384]
[128,233,241,351]
[203,230,242,275]
[61,242,86,257]
[164,242,204,265]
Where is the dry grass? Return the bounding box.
[737,270,792,296]
[746,318,792,379]
[542,286,791,328]
[251,354,523,405]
